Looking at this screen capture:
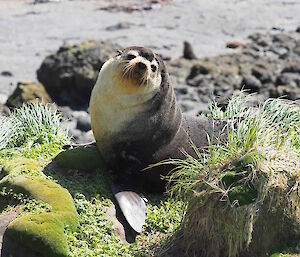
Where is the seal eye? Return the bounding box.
[151,64,157,72]
[126,54,136,60]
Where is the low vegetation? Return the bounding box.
[0,97,299,257]
[0,102,184,257]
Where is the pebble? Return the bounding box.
[1,71,13,77]
[241,75,262,92]
[76,115,91,132]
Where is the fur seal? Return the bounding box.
[90,46,225,233]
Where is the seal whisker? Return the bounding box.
[141,73,147,87]
[122,63,134,80]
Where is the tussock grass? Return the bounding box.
[0,102,70,159]
[162,93,300,257]
[0,116,20,150]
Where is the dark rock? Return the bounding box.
[275,84,300,100]
[175,87,188,95]
[6,80,52,108]
[187,63,211,80]
[33,0,60,3]
[293,44,300,56]
[226,41,245,49]
[241,75,262,93]
[269,45,289,56]
[183,41,197,60]
[251,66,273,83]
[187,74,210,88]
[248,33,272,47]
[276,73,300,86]
[272,33,295,44]
[1,71,13,77]
[37,40,121,109]
[76,114,91,132]
[282,63,300,73]
[296,26,300,33]
[105,22,131,31]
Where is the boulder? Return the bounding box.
[6,81,51,108]
[54,145,105,171]
[37,40,121,109]
[0,158,78,257]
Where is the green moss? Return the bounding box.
[8,213,69,257]
[1,158,42,177]
[220,152,260,206]
[0,160,78,257]
[54,146,105,171]
[228,183,258,206]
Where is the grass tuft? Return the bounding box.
[162,93,300,257]
[0,102,69,153]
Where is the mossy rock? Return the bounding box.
[1,158,42,177]
[6,81,52,108]
[54,146,106,171]
[0,159,78,257]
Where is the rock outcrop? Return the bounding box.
[37,40,120,109]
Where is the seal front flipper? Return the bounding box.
[111,180,146,234]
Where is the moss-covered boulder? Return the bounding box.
[0,159,78,257]
[6,81,52,108]
[54,145,105,171]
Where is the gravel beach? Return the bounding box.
[0,0,299,100]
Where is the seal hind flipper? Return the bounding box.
[111,181,146,234]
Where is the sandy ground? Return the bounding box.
[0,0,299,102]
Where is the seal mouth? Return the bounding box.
[121,61,149,87]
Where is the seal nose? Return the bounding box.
[137,62,147,70]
